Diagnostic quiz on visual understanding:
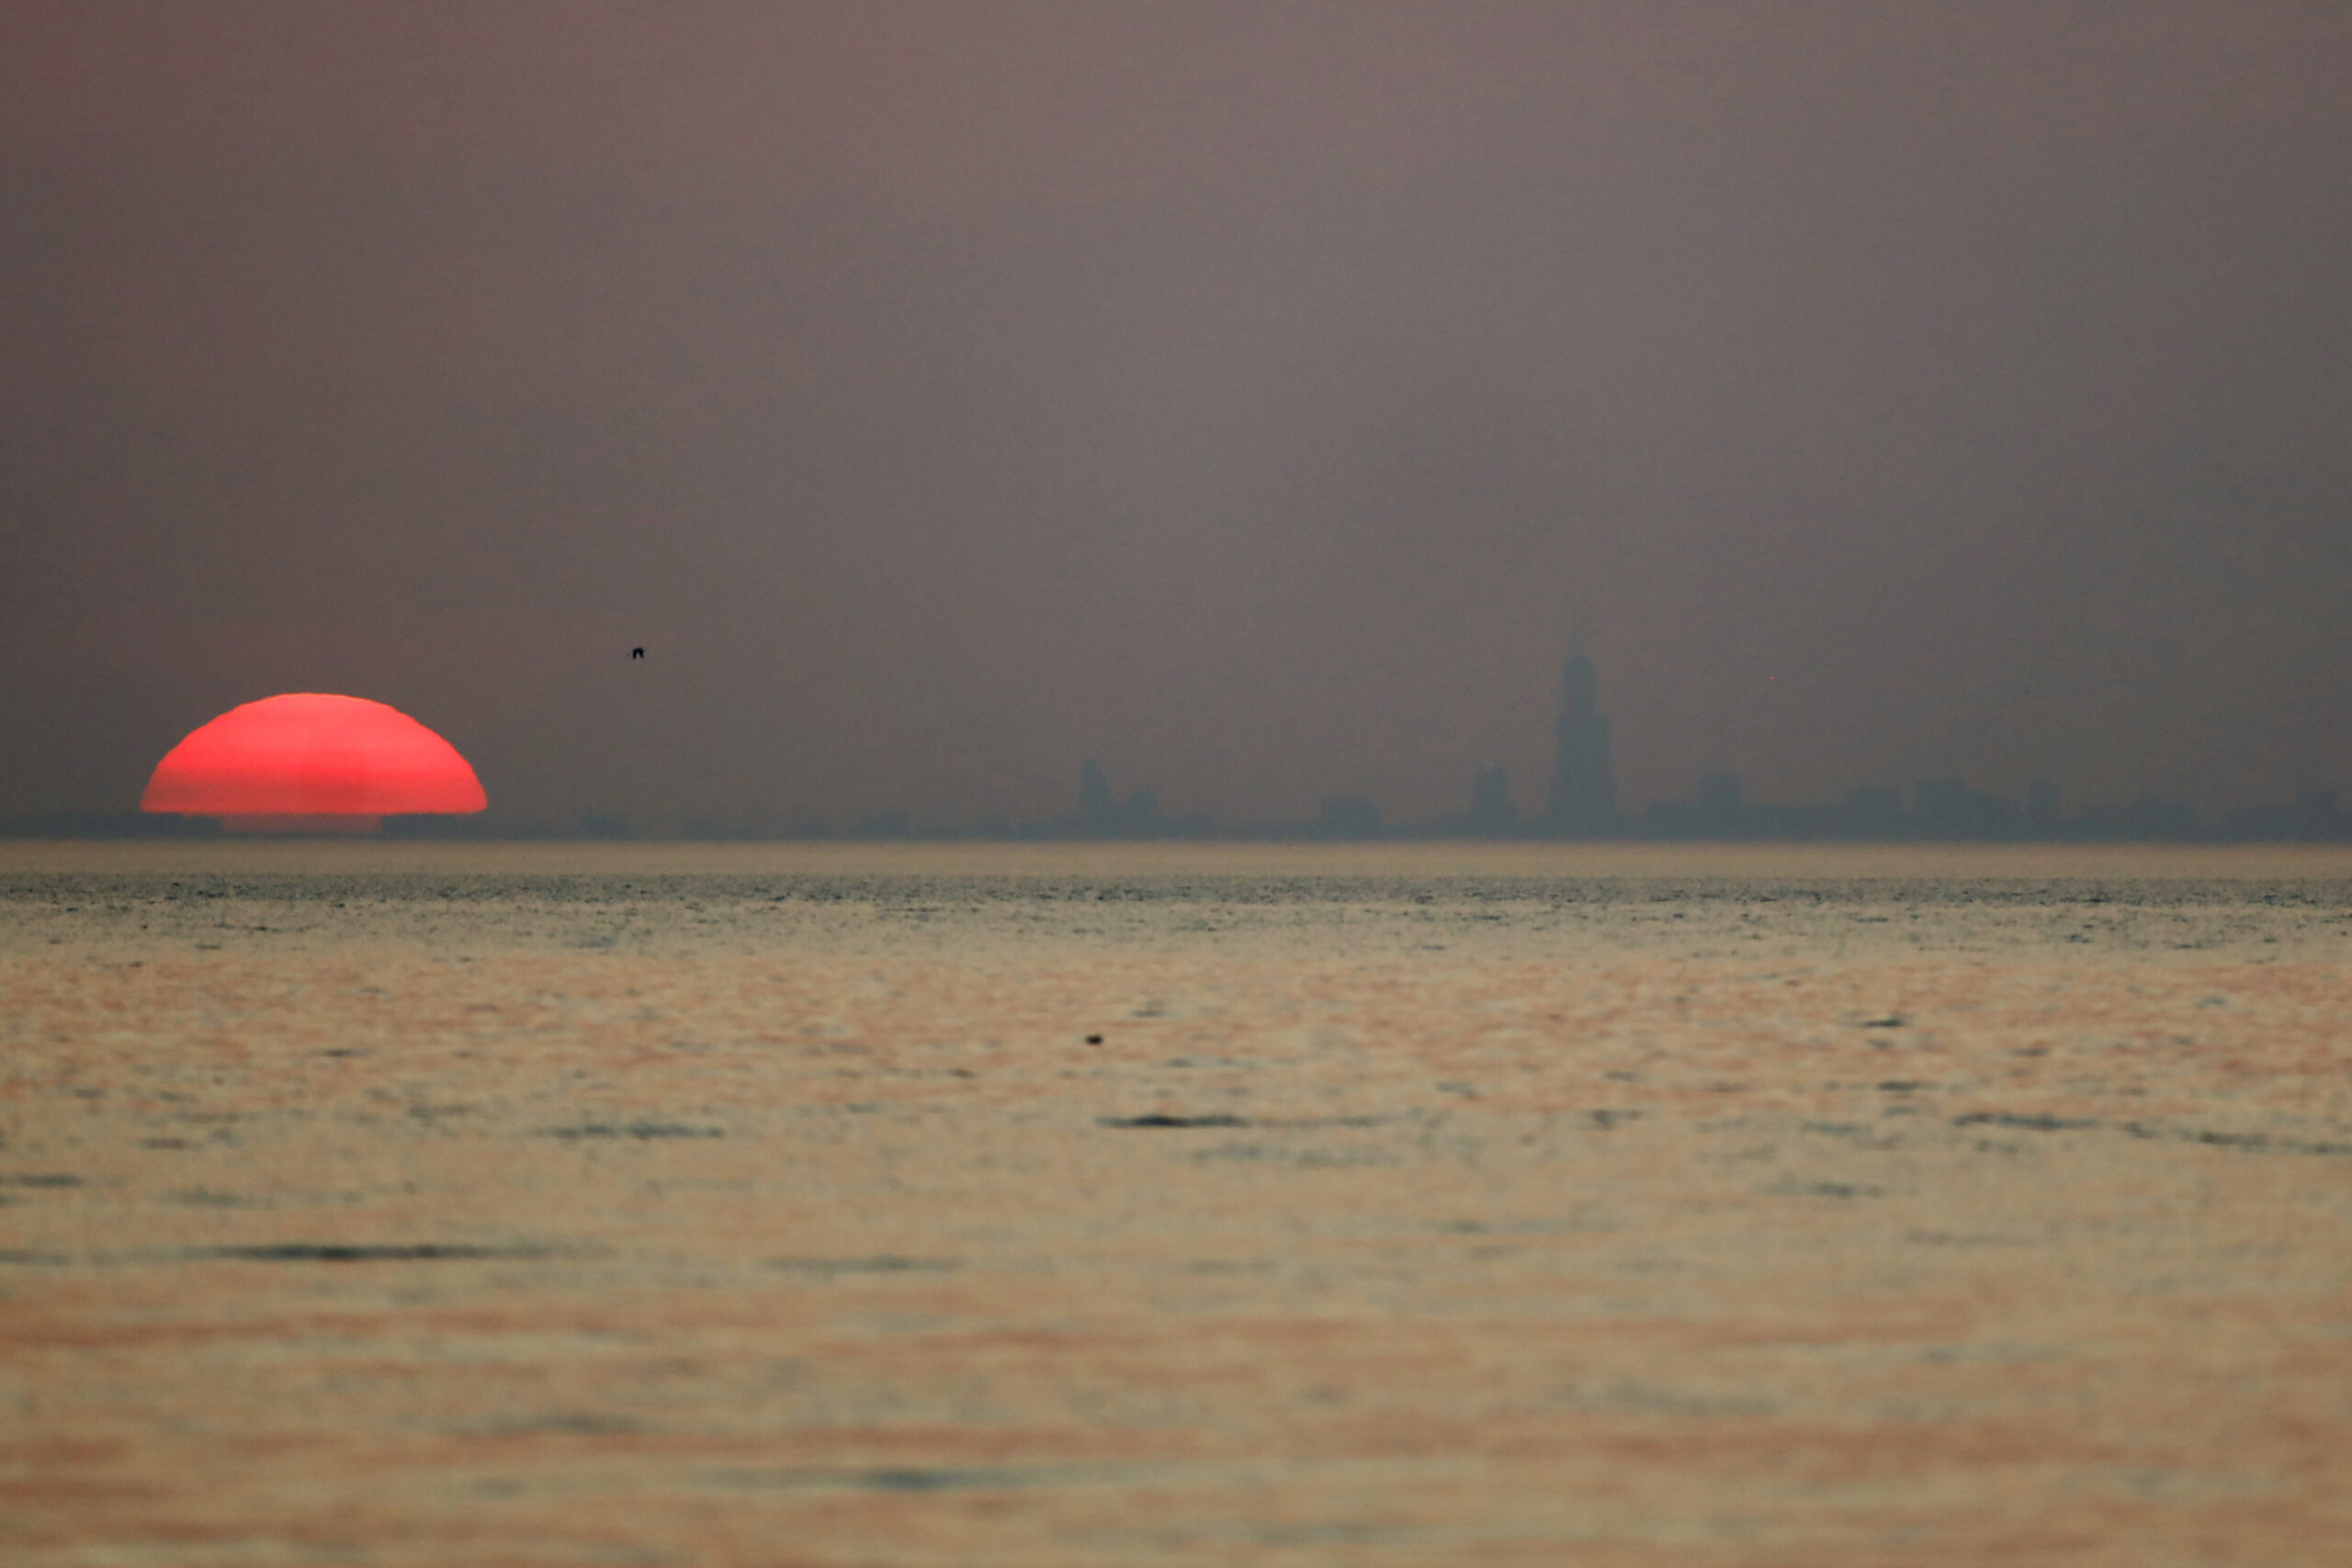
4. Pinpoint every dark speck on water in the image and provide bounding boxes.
[546,1122,723,1140]
[1102,1113,1249,1129]
[196,1243,565,1263]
